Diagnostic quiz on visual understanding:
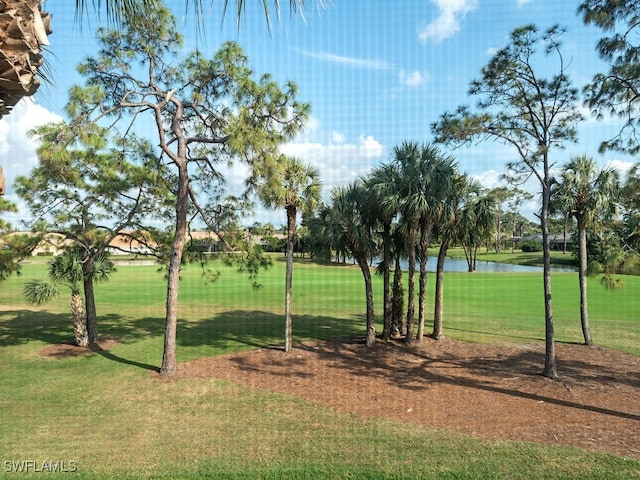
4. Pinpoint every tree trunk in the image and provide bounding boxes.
[495,205,502,253]
[416,220,431,342]
[356,255,376,347]
[381,223,392,341]
[463,243,473,272]
[71,289,88,347]
[0,0,52,117]
[284,206,295,352]
[160,163,189,374]
[577,219,592,346]
[391,255,404,337]
[541,178,558,379]
[432,240,448,340]
[405,229,417,345]
[83,275,99,344]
